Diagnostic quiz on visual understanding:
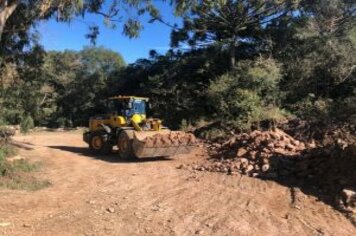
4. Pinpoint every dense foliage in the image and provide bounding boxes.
[1,46,125,127]
[0,0,355,135]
